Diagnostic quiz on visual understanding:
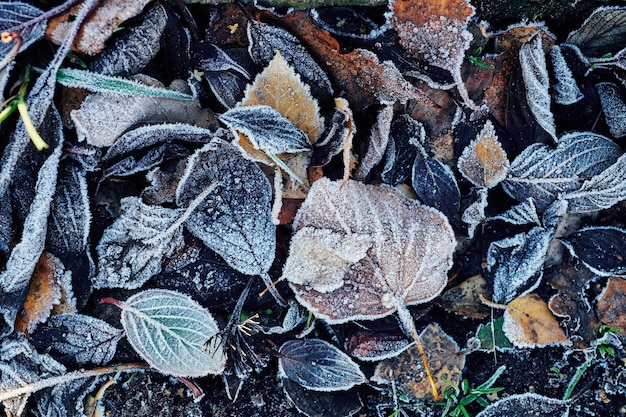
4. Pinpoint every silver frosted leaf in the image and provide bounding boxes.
[35,376,102,417]
[560,226,626,277]
[462,188,488,239]
[283,178,456,323]
[34,314,123,365]
[89,3,168,76]
[457,120,509,189]
[476,393,569,417]
[566,6,626,57]
[596,82,626,138]
[562,151,626,213]
[220,105,312,154]
[278,338,366,391]
[519,34,556,141]
[550,46,583,105]
[488,198,541,226]
[176,139,275,276]
[93,197,185,289]
[354,104,394,181]
[0,2,45,66]
[119,289,225,377]
[487,226,552,304]
[502,131,622,211]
